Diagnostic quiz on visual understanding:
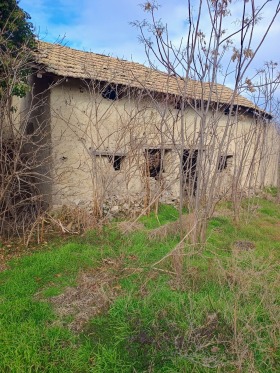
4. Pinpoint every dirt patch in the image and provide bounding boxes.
[233,240,255,251]
[179,313,234,367]
[48,262,121,332]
